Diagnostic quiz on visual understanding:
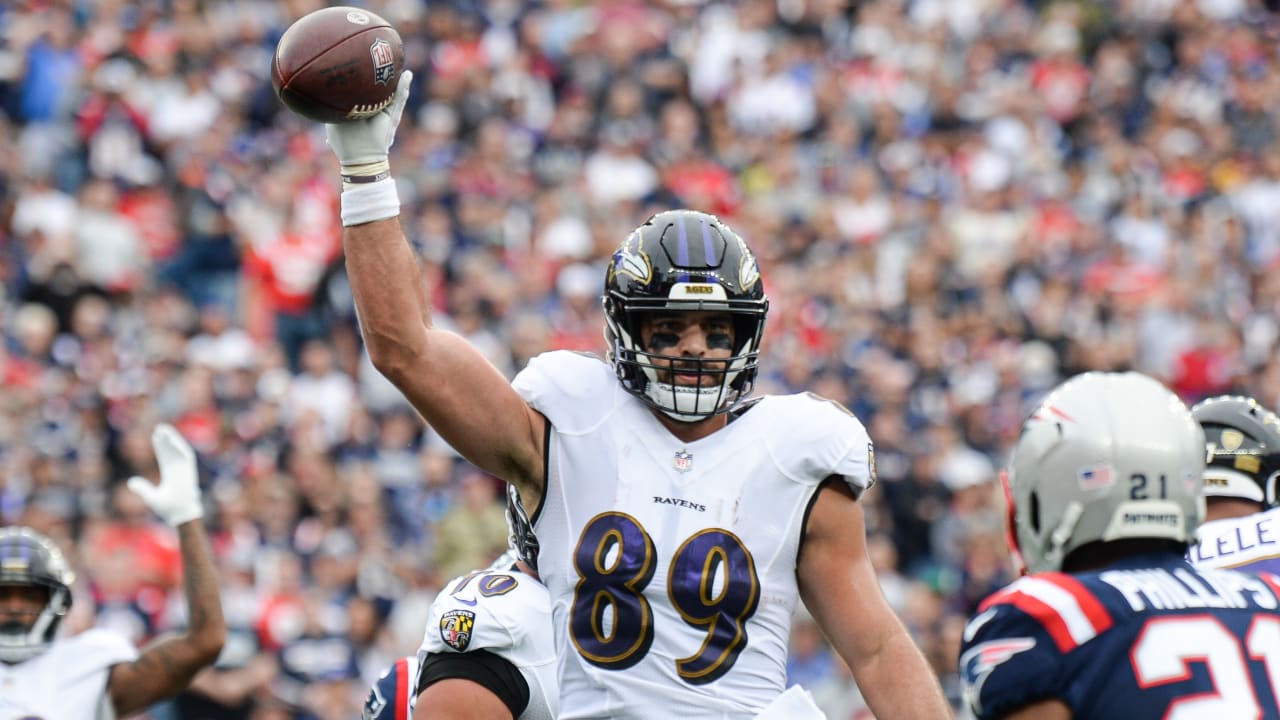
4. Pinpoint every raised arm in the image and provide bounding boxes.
[325,72,545,499]
[797,481,952,720]
[109,424,226,716]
